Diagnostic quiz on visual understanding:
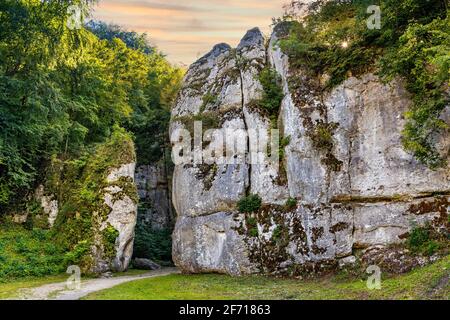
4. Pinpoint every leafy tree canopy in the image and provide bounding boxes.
[0,0,183,212]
